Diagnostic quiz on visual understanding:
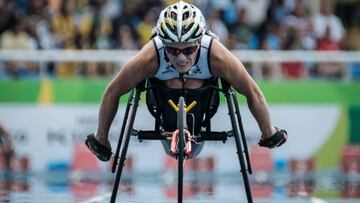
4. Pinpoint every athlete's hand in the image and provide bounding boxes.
[85,133,112,162]
[258,127,287,148]
[95,133,111,150]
